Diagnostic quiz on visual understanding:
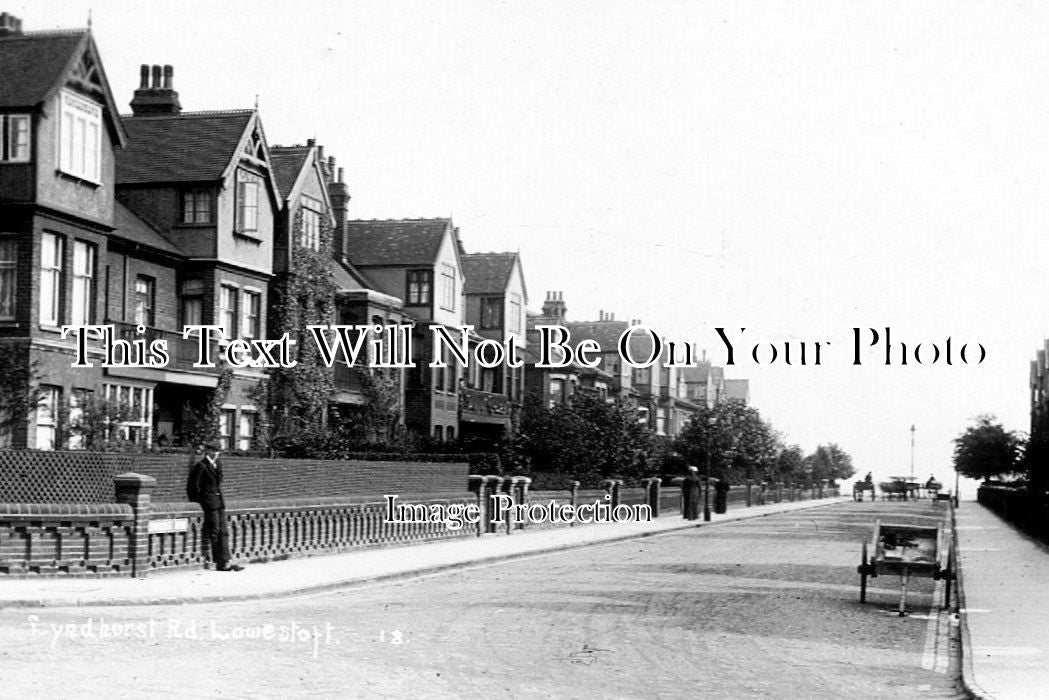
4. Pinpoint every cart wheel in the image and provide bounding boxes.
[859,541,869,603]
